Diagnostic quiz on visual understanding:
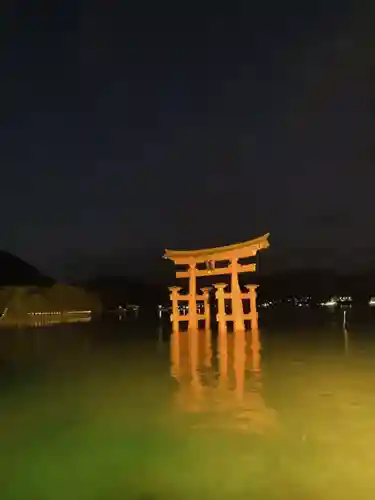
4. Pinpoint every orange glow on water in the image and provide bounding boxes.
[170,328,278,433]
